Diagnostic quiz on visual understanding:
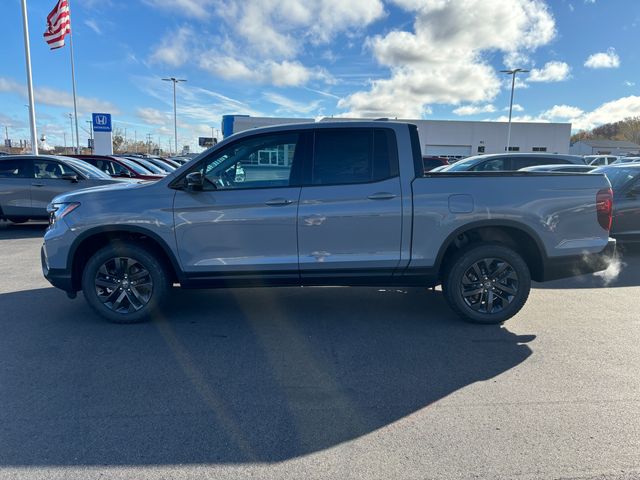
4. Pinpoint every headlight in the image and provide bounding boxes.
[47,202,80,225]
